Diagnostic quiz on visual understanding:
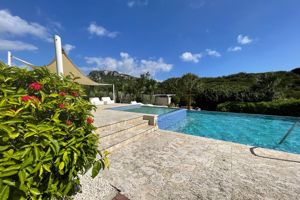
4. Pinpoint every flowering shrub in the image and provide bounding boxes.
[0,62,108,199]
